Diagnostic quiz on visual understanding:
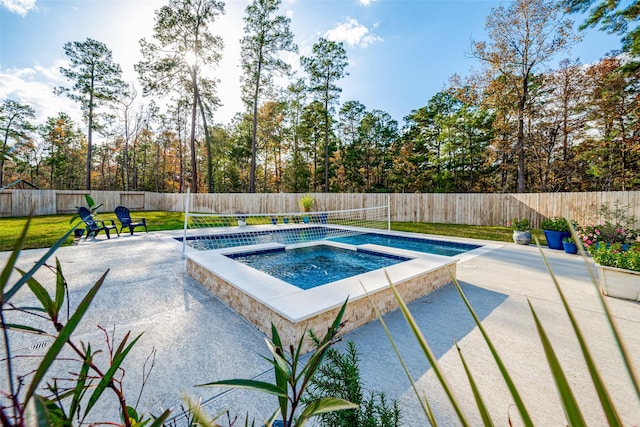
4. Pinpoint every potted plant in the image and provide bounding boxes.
[298,194,314,223]
[509,218,532,245]
[541,216,573,250]
[562,237,578,254]
[236,213,248,227]
[590,243,640,301]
